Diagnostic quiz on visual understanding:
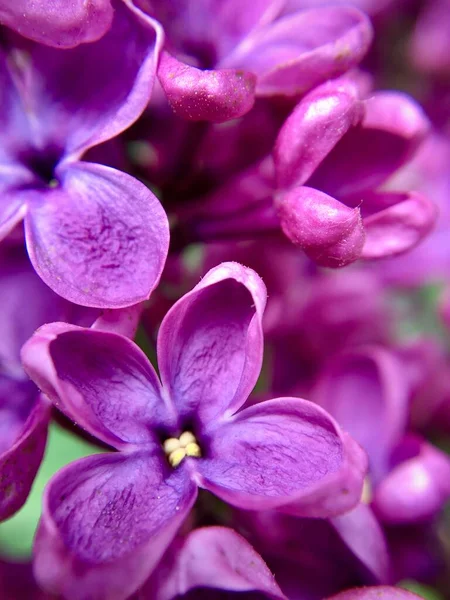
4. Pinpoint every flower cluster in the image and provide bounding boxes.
[0,1,449,600]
